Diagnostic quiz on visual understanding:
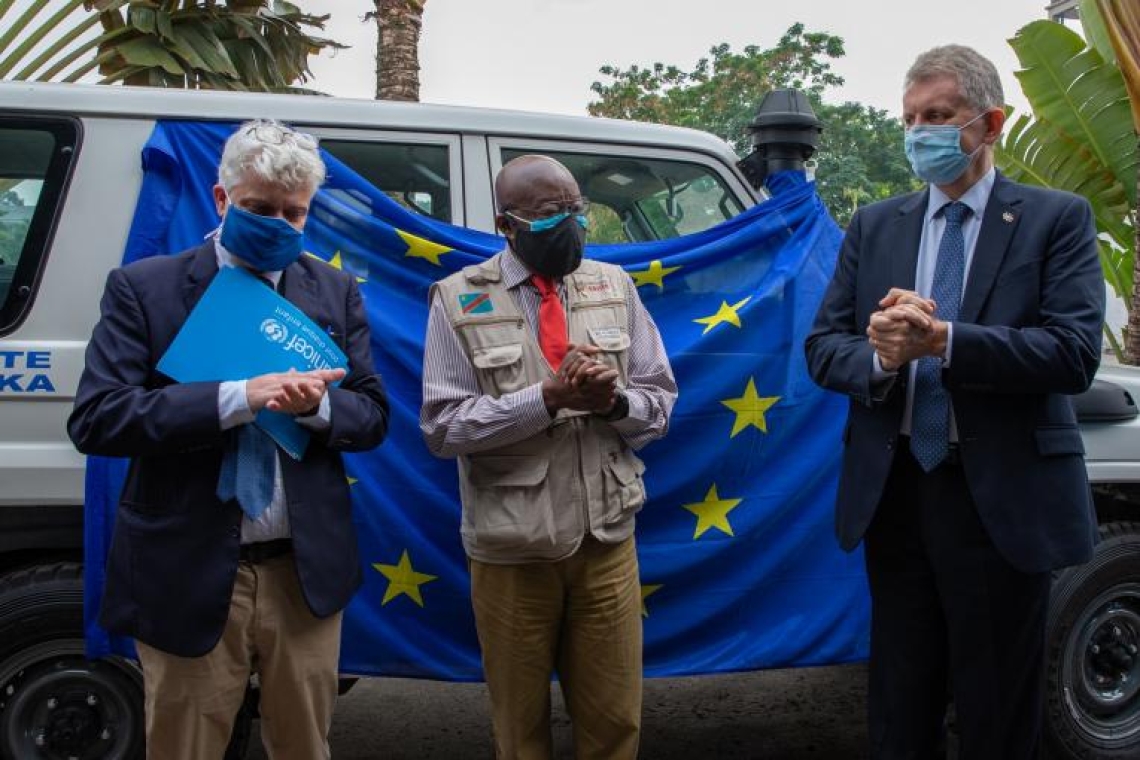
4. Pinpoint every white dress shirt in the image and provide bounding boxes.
[212,237,331,543]
[872,168,996,439]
